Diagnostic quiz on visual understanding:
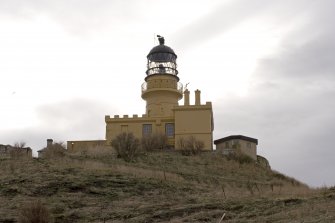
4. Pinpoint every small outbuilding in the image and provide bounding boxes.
[38,139,66,158]
[214,135,258,160]
[37,139,54,158]
[0,144,32,158]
